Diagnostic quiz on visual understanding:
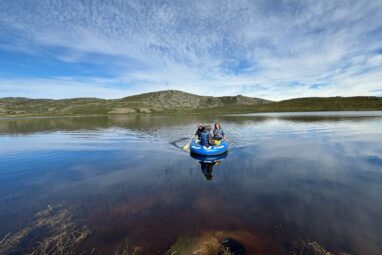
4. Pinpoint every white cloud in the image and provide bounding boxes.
[0,77,132,99]
[0,0,381,99]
